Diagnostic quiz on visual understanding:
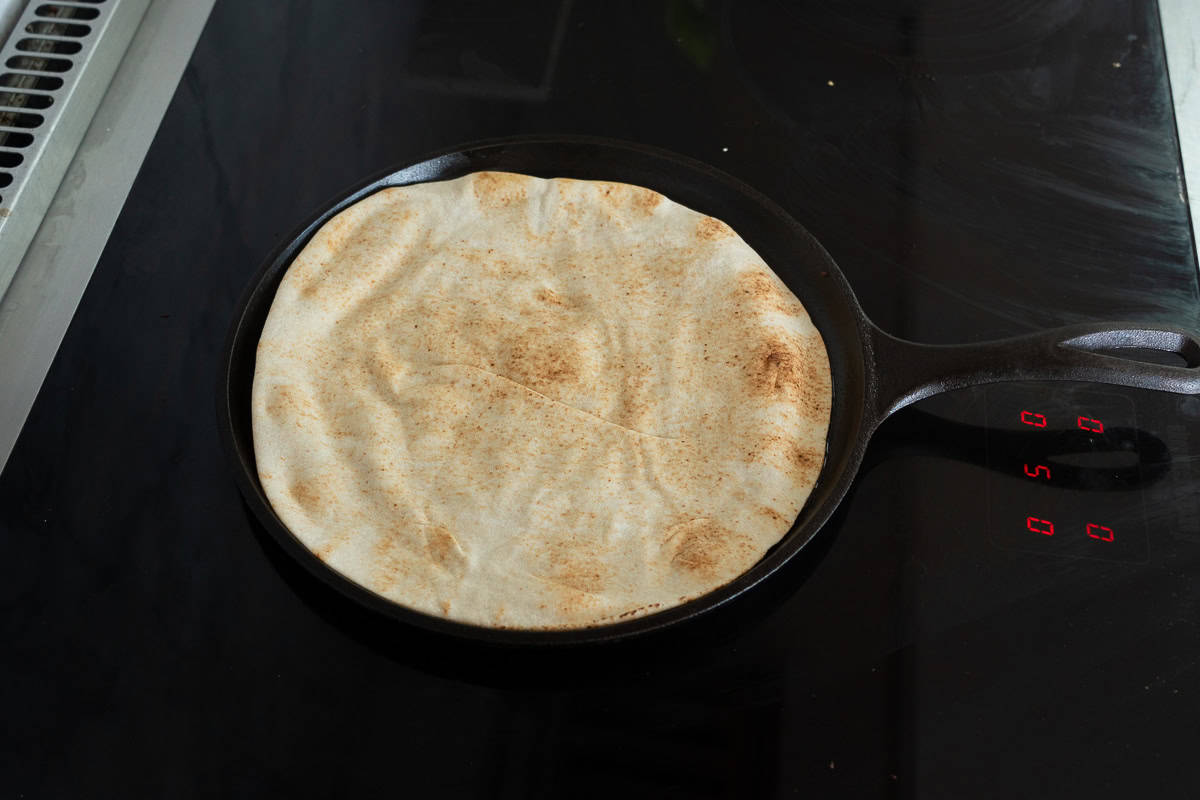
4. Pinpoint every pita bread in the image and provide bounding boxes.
[251,171,831,630]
